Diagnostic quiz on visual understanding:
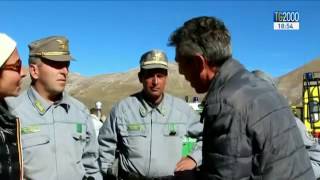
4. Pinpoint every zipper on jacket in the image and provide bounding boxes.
[52,107,59,179]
